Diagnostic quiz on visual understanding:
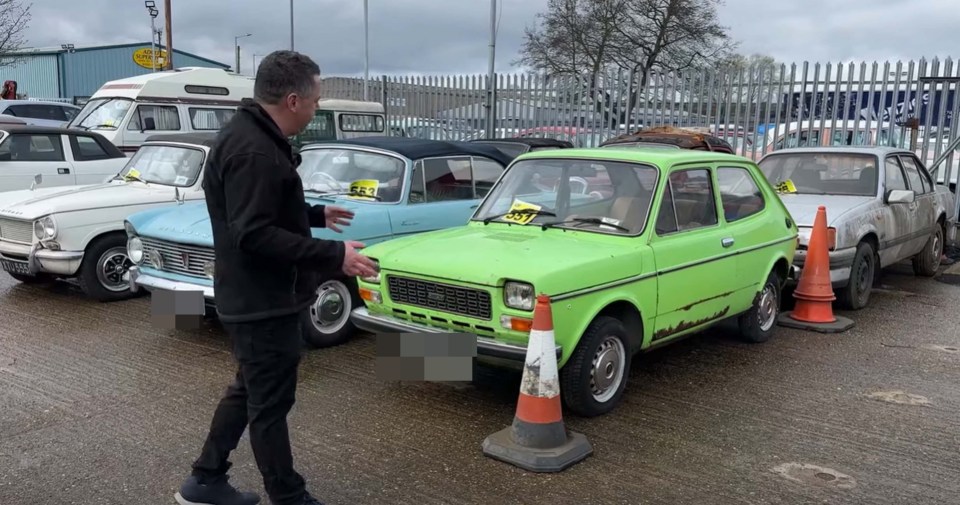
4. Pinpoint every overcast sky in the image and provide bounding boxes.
[23,0,960,77]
